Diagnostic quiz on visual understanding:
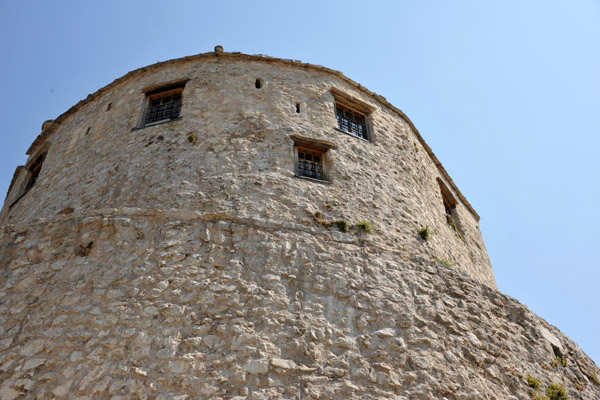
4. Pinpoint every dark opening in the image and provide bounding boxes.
[255,78,263,89]
[106,103,112,111]
[24,153,46,192]
[85,127,91,135]
[296,103,301,113]
[437,178,457,213]
[443,197,454,216]
[552,345,564,359]
[9,152,47,208]
[437,177,464,238]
